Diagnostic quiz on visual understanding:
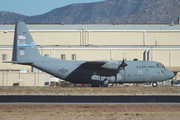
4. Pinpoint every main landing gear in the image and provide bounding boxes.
[100,84,108,87]
[91,84,99,87]
[152,82,158,87]
[91,84,108,87]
